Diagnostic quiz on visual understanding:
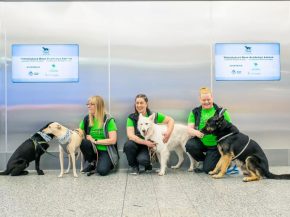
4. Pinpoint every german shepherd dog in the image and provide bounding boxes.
[202,109,290,182]
[0,122,54,176]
